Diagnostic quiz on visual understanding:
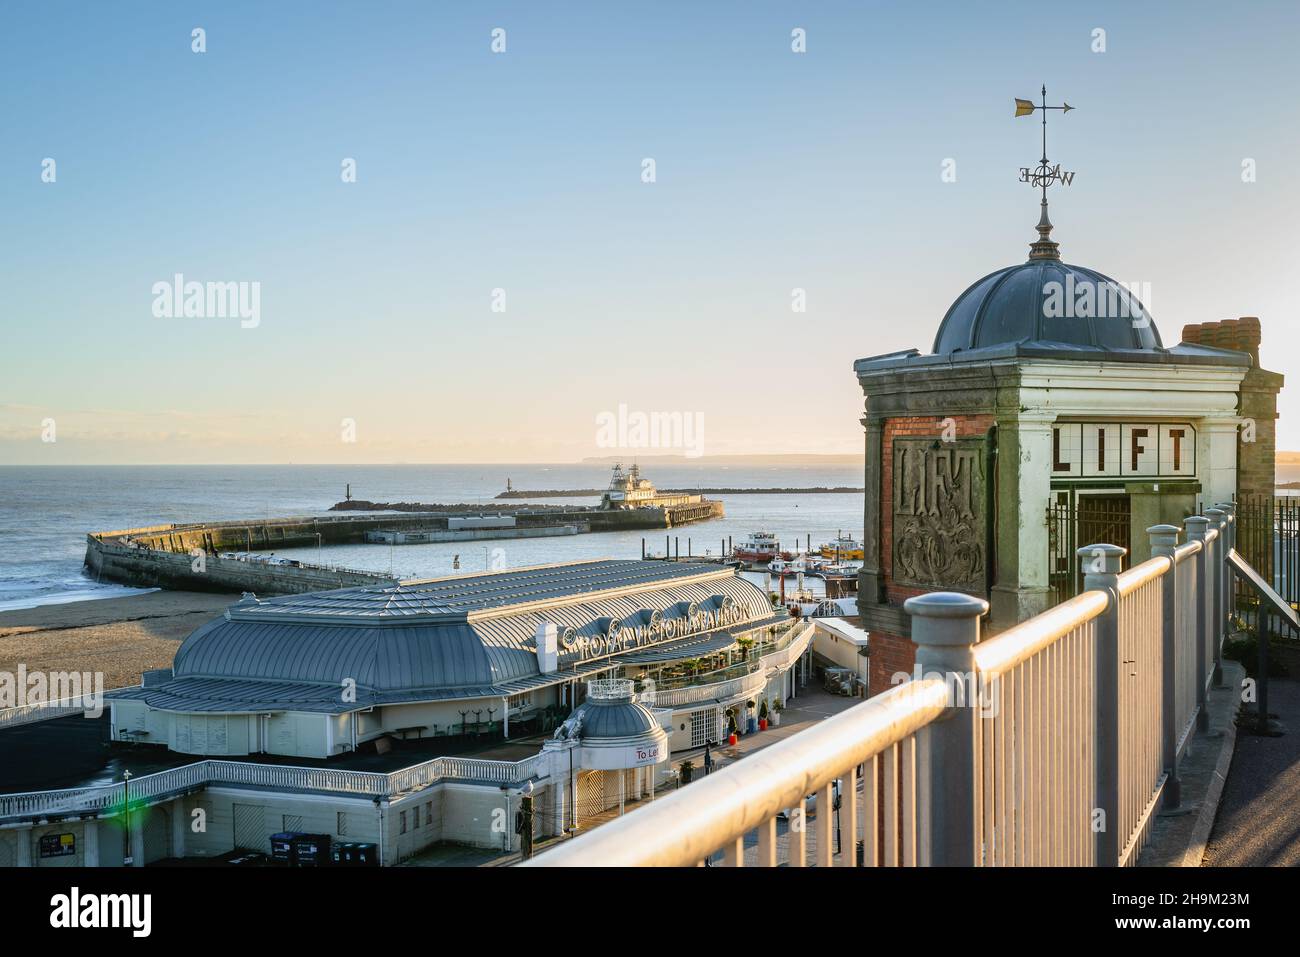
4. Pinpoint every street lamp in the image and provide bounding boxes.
[122,769,133,866]
[517,780,535,861]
